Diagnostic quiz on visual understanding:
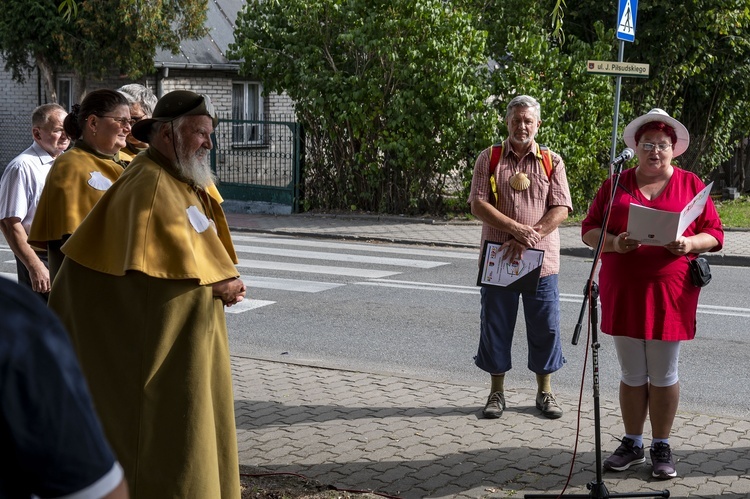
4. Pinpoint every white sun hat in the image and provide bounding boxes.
[623,108,690,157]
